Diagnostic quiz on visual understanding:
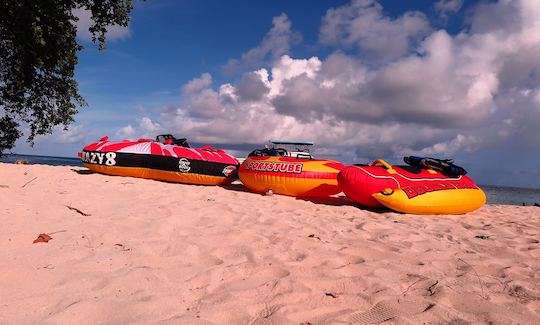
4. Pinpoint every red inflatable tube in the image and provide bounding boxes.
[338,159,479,208]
